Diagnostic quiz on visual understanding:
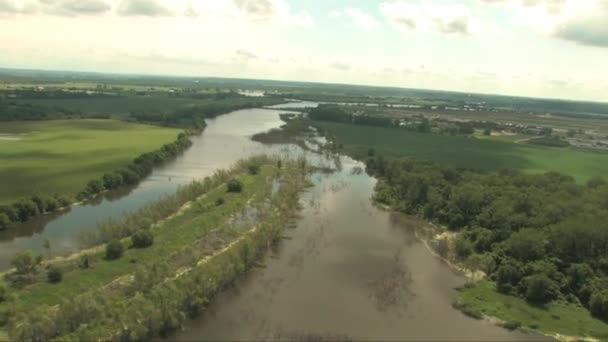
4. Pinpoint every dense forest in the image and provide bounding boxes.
[0,99,93,121]
[365,155,608,320]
